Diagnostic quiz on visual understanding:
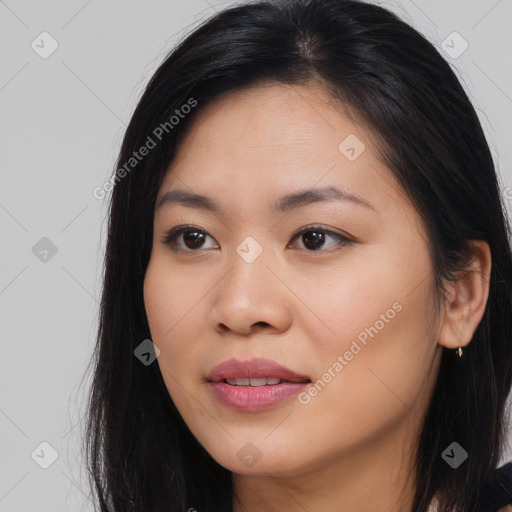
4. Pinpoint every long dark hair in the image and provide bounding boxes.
[83,0,512,510]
